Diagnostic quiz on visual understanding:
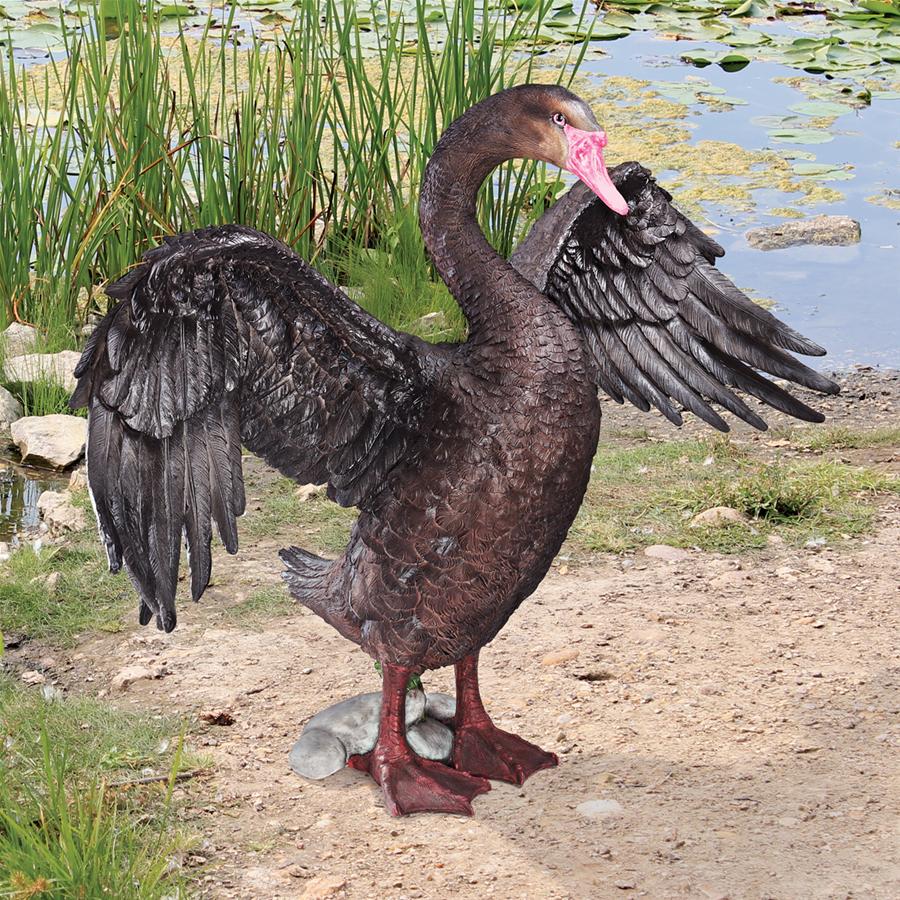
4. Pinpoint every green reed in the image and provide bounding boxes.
[0,0,592,346]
